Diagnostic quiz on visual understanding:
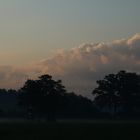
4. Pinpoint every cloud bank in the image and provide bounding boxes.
[1,34,140,98]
